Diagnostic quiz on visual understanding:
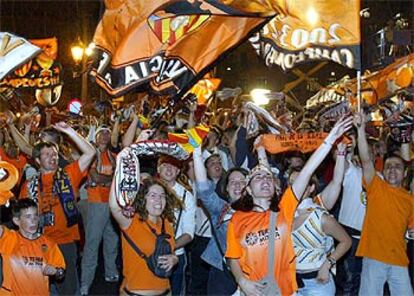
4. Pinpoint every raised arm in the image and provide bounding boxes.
[292,117,353,200]
[109,147,136,229]
[111,117,120,148]
[354,112,375,184]
[319,141,347,210]
[52,122,95,173]
[193,145,208,182]
[122,113,140,147]
[109,176,132,230]
[187,101,197,129]
[400,142,411,162]
[7,122,33,157]
[254,135,270,168]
